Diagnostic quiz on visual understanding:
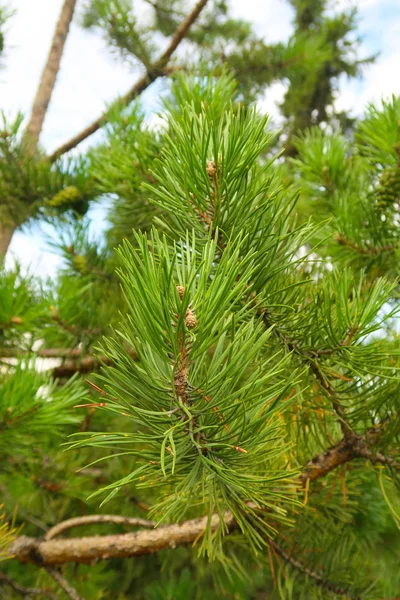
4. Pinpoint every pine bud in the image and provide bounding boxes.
[176,285,185,300]
[206,160,217,180]
[185,308,197,329]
